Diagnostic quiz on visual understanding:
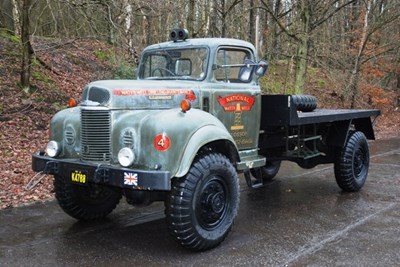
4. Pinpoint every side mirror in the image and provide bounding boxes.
[175,59,192,76]
[255,60,268,76]
[238,59,255,82]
